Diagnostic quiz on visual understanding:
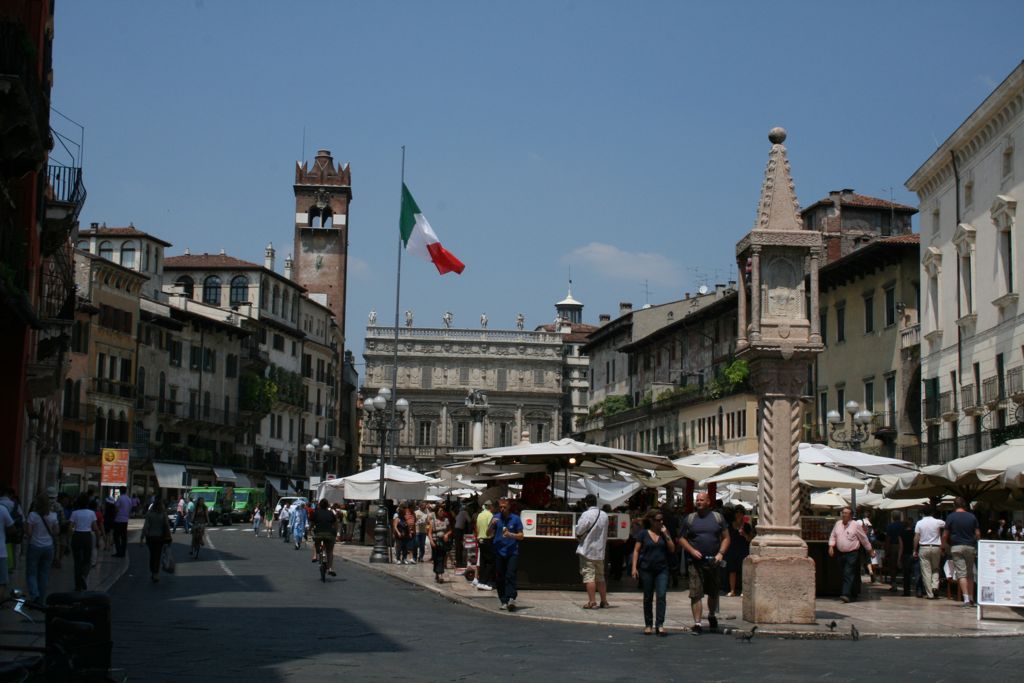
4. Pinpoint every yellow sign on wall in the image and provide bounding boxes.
[101,448,130,487]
